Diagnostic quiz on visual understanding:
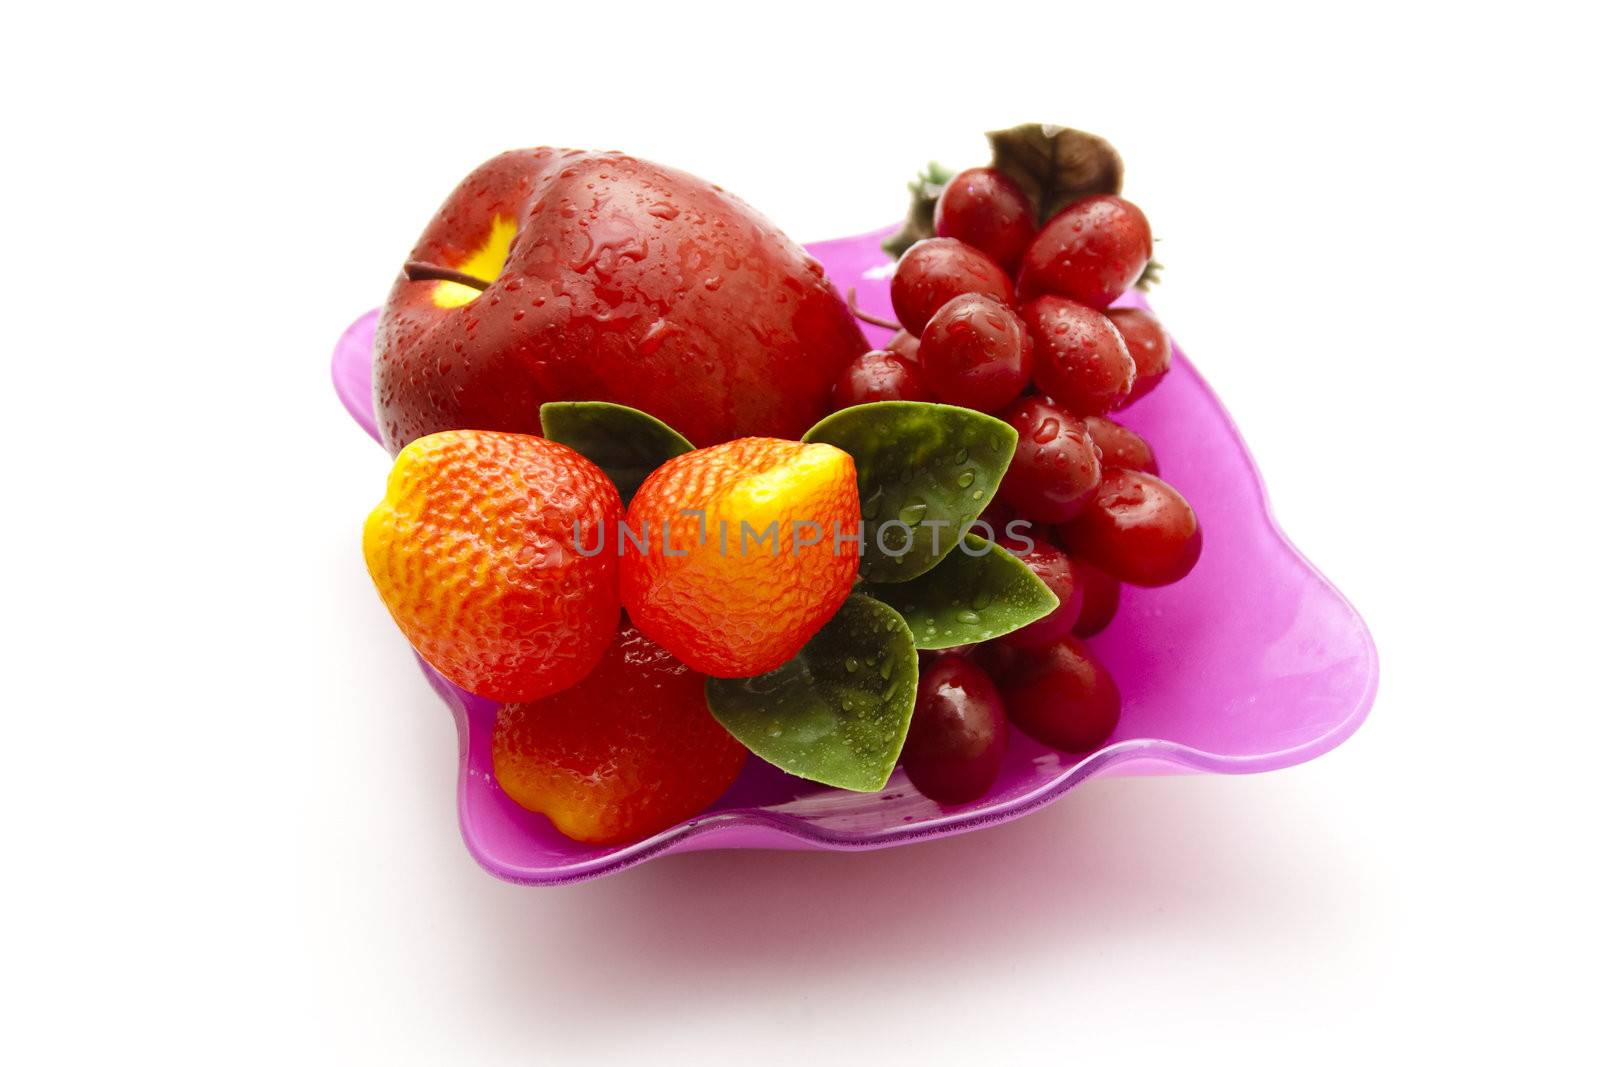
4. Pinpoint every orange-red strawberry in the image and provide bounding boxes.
[492,624,747,844]
[363,430,621,701]
[620,438,860,677]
